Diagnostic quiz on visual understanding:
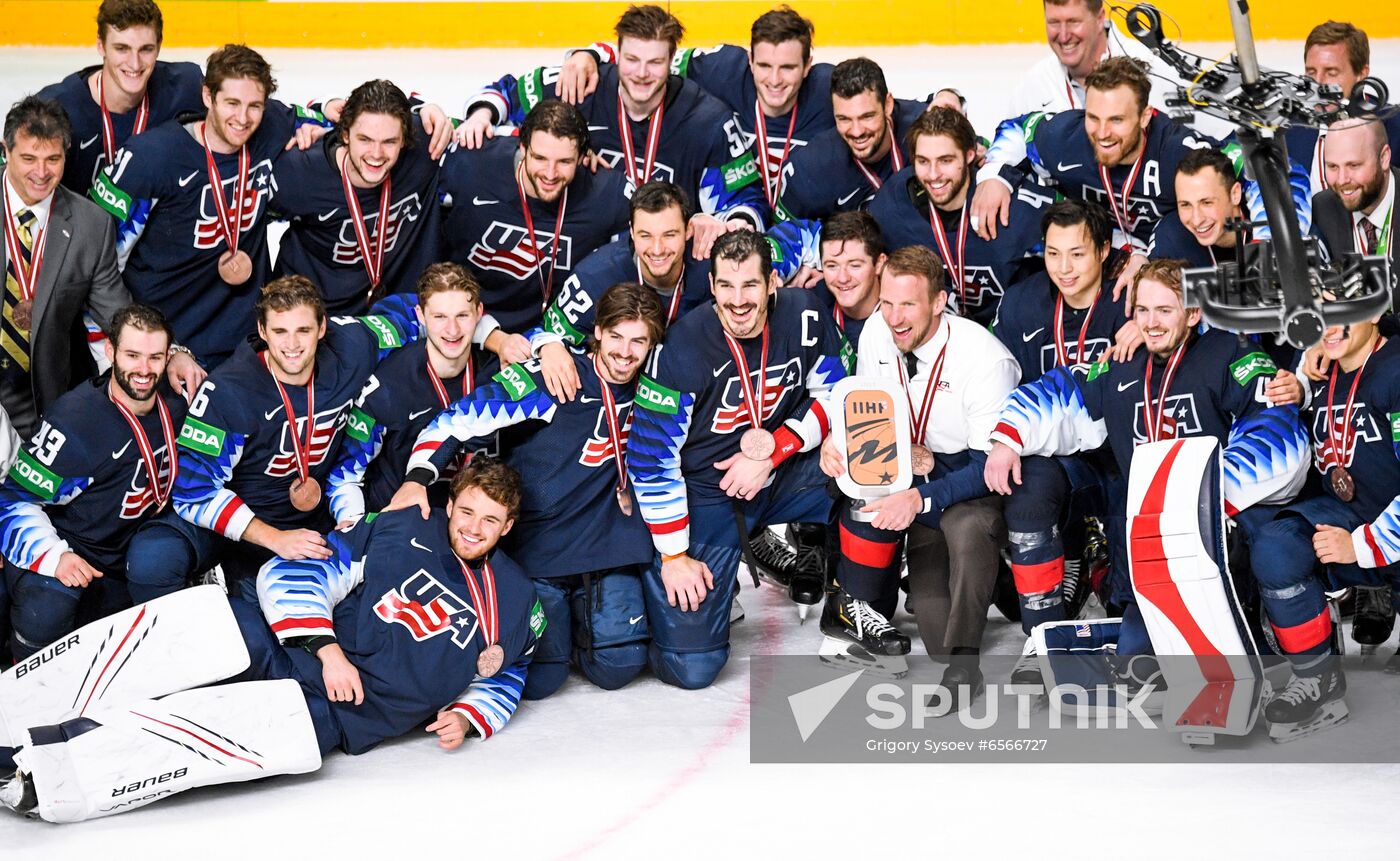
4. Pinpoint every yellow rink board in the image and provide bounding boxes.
[3,1,1396,48]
